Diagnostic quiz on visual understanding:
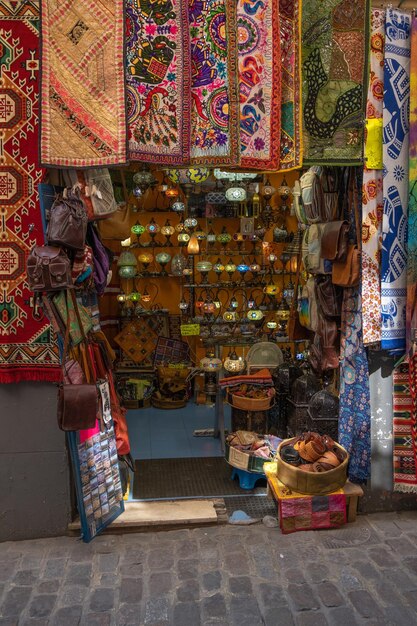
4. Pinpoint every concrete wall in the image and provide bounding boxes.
[0,383,72,542]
